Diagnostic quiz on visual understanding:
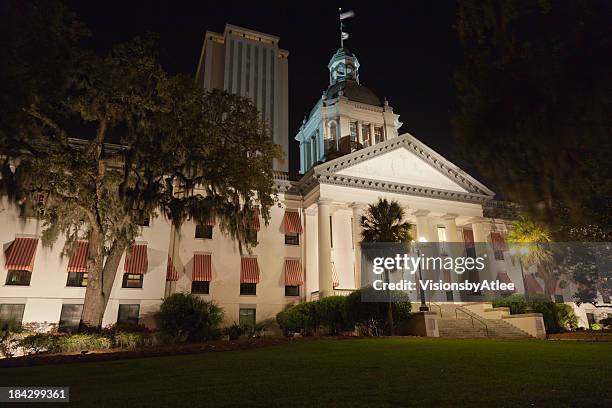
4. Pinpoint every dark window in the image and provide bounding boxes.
[117,304,140,326]
[555,294,564,303]
[446,291,454,301]
[5,270,31,286]
[192,281,210,294]
[0,304,25,325]
[285,285,300,297]
[239,308,256,327]
[329,216,333,248]
[195,224,213,239]
[59,304,83,333]
[247,228,257,242]
[66,272,88,287]
[494,250,504,261]
[240,283,257,295]
[122,273,143,288]
[285,233,299,245]
[137,210,150,227]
